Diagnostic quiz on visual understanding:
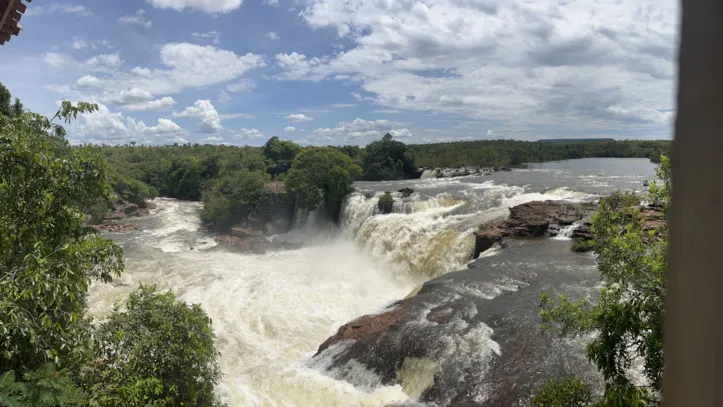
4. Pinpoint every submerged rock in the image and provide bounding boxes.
[91,223,139,233]
[398,187,415,198]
